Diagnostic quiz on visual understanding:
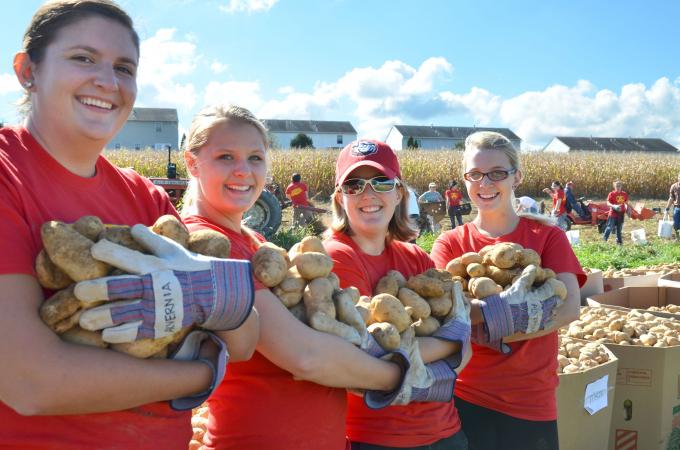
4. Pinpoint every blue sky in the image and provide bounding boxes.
[2,0,679,148]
